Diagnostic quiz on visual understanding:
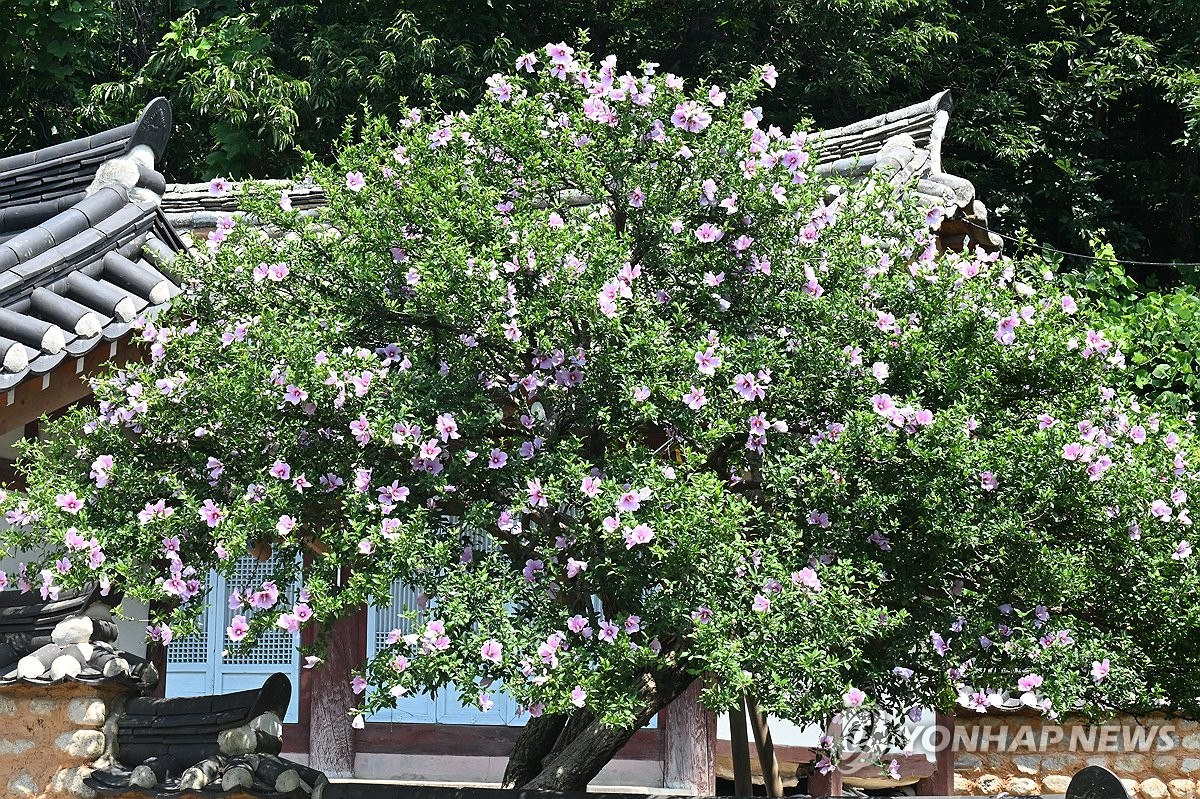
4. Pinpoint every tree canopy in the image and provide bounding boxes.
[2,49,1198,788]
